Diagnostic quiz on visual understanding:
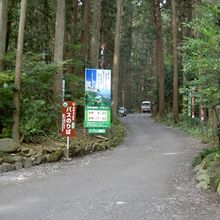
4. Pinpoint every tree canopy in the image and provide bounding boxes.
[0,0,219,145]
